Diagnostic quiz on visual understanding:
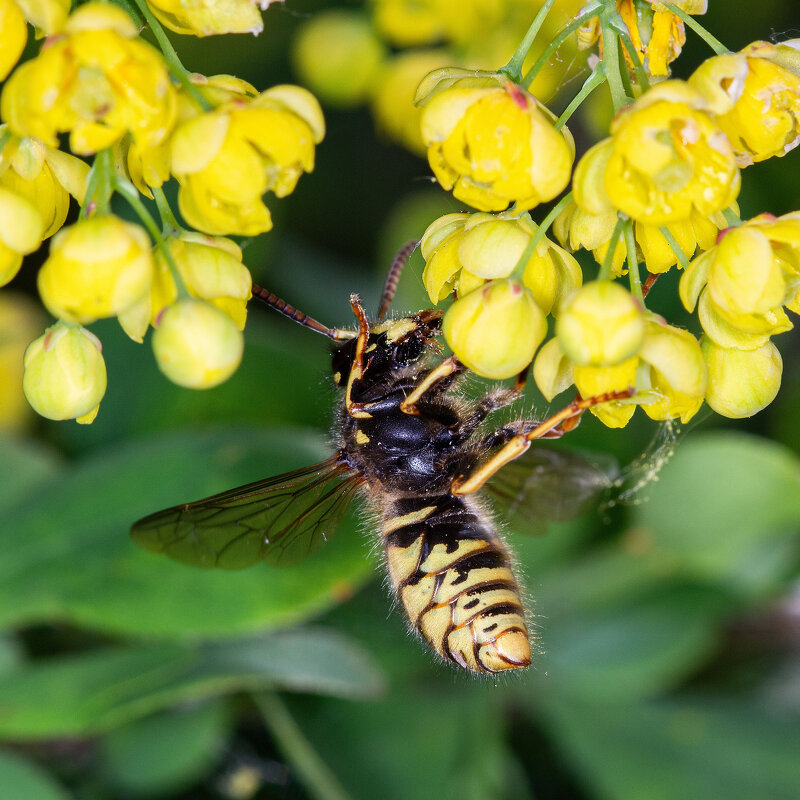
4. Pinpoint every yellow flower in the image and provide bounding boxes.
[145,0,274,37]
[370,0,443,47]
[371,50,451,155]
[293,10,385,108]
[573,358,639,428]
[575,81,740,226]
[152,298,244,389]
[417,70,574,212]
[443,278,547,379]
[170,85,325,236]
[0,291,45,431]
[22,321,107,423]
[420,211,581,313]
[37,215,154,325]
[702,337,782,418]
[580,1,707,78]
[0,186,46,286]
[556,281,645,367]
[1,3,177,155]
[680,213,799,348]
[690,42,800,165]
[533,336,574,402]
[0,0,70,80]
[151,233,252,330]
[0,128,89,239]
